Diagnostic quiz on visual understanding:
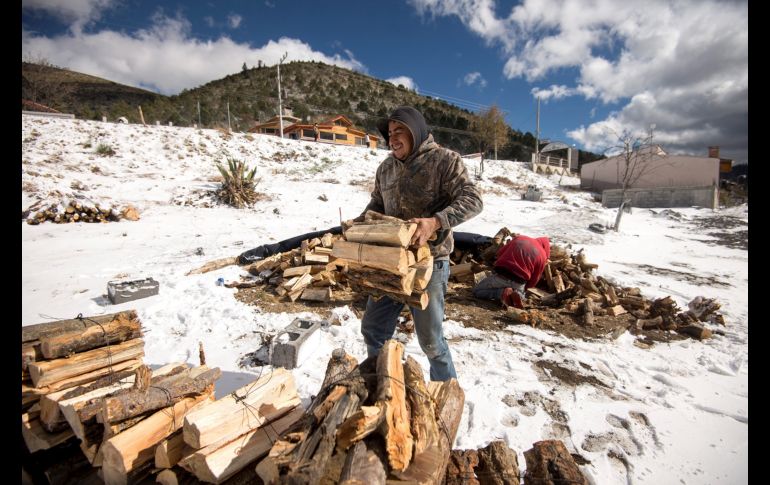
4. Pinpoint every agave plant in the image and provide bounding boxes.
[216,156,259,208]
